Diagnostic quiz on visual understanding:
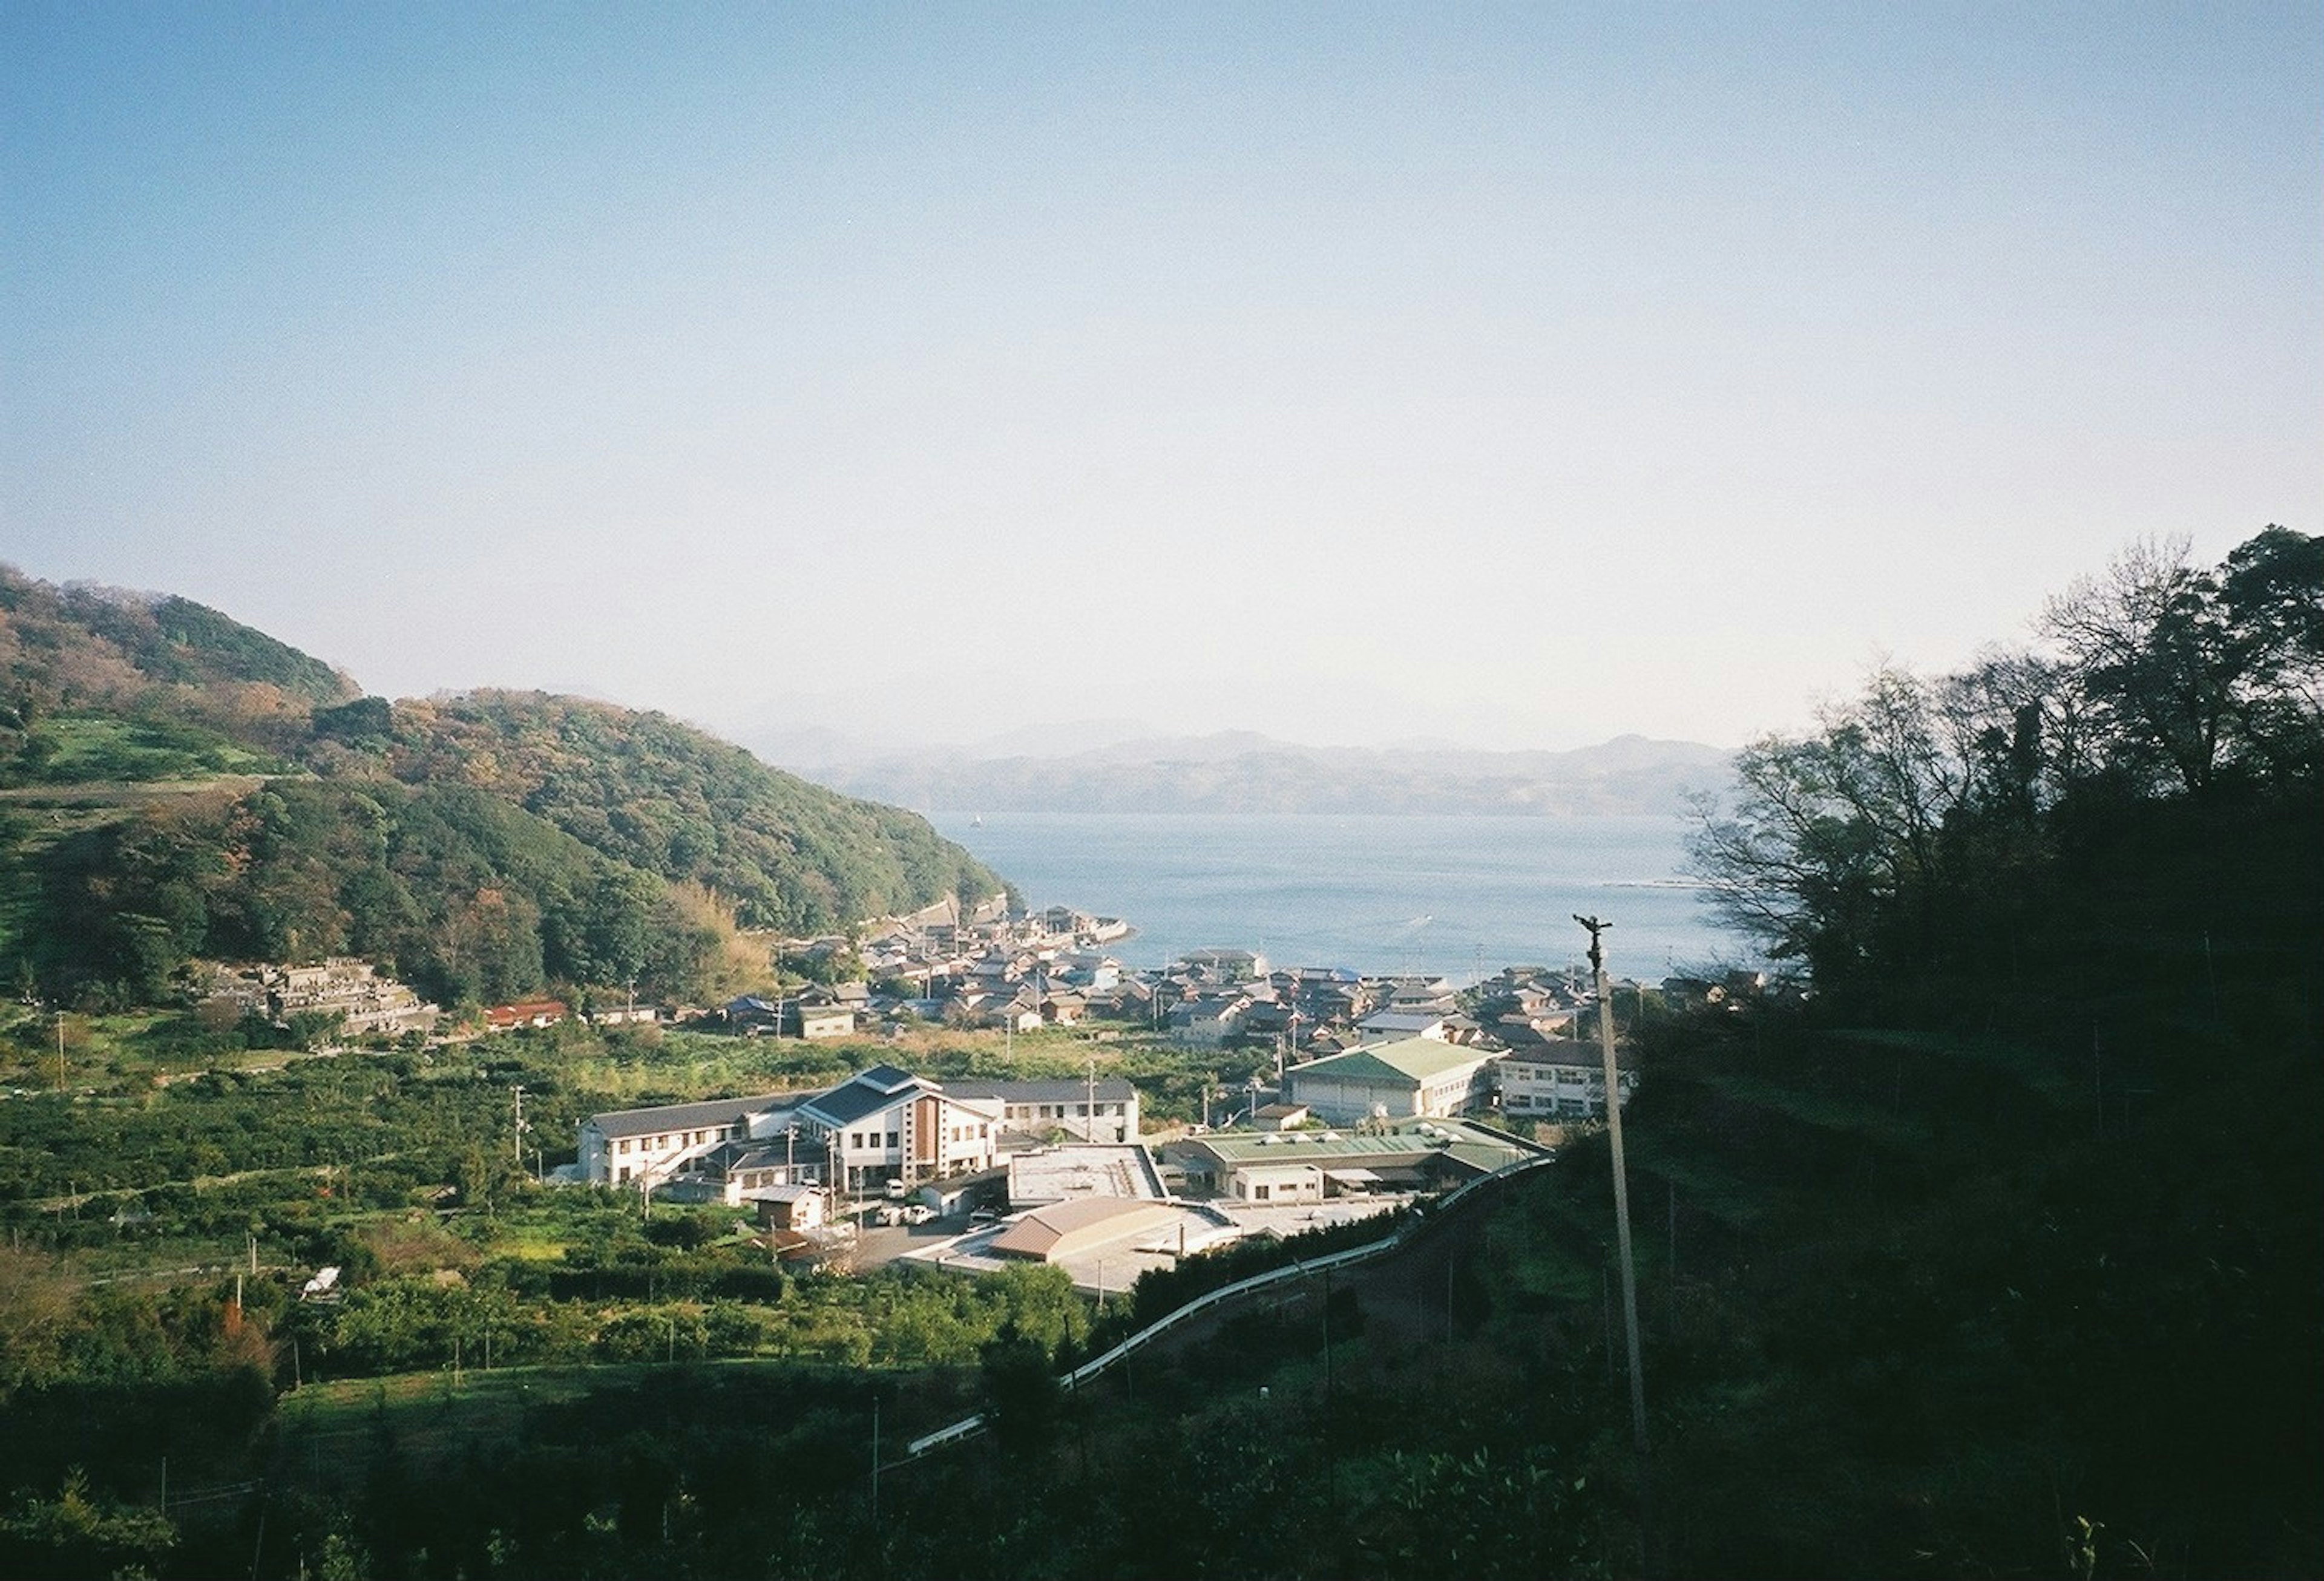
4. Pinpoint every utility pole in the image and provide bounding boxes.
[1575,914,1649,1459]
[1322,1259,1338,1517]
[511,1085,527,1170]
